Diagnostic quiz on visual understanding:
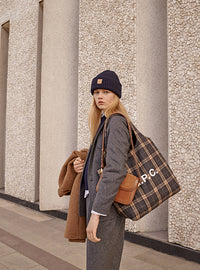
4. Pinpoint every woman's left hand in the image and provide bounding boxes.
[86,214,101,243]
[73,157,84,174]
